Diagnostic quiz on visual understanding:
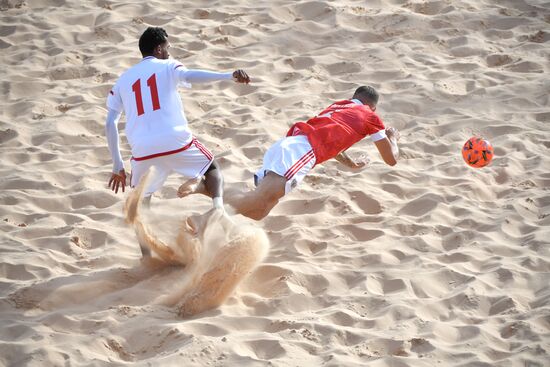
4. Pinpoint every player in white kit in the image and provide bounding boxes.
[105,27,249,254]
